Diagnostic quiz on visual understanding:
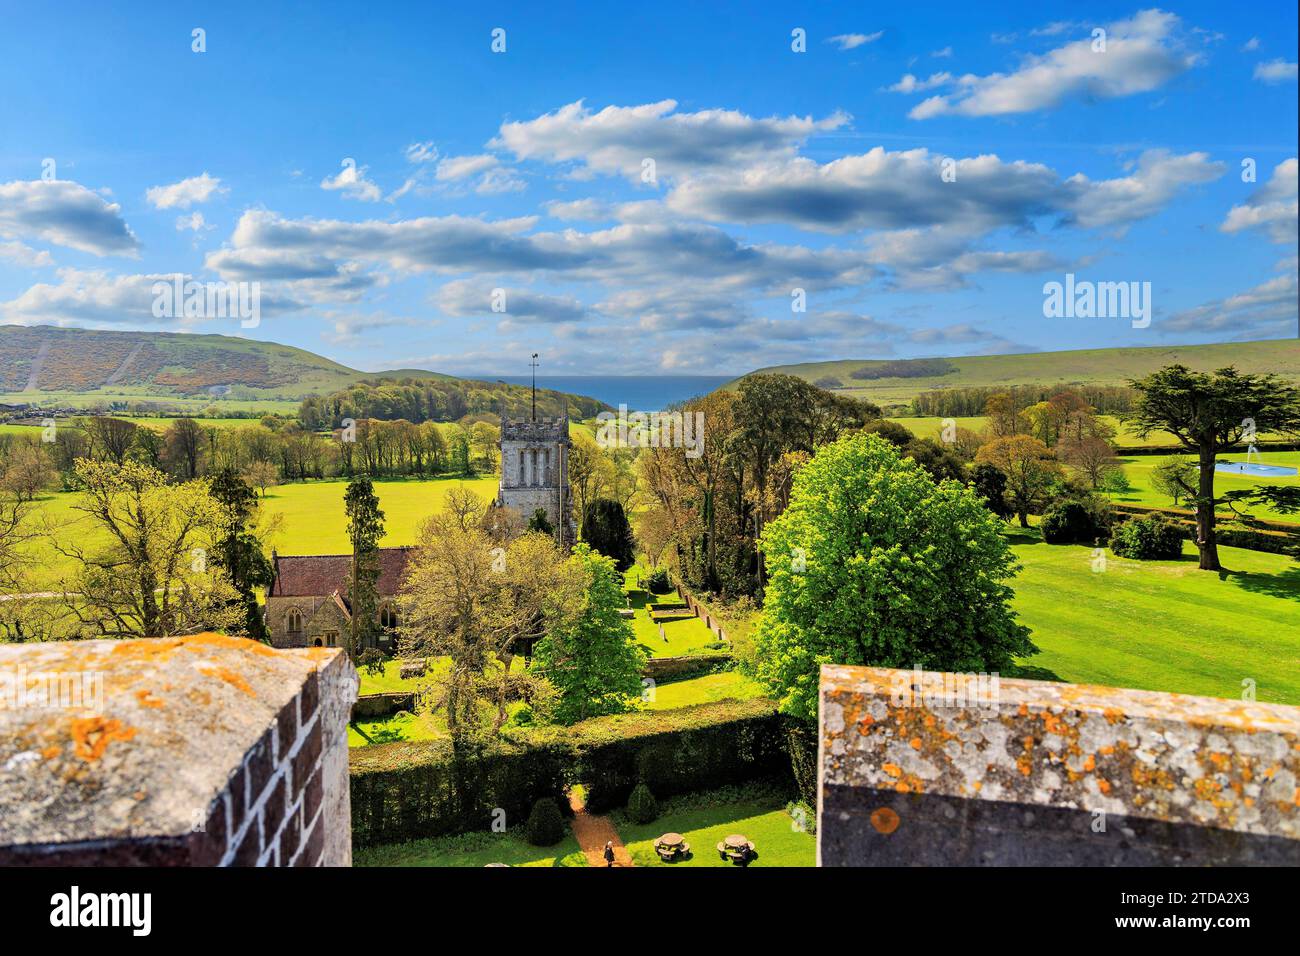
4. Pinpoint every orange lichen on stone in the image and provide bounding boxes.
[41,745,60,760]
[135,689,164,709]
[70,717,136,761]
[1097,779,1111,795]
[882,763,902,778]
[1102,707,1126,725]
[1083,754,1096,772]
[910,738,922,751]
[870,807,900,834]
[199,666,254,697]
